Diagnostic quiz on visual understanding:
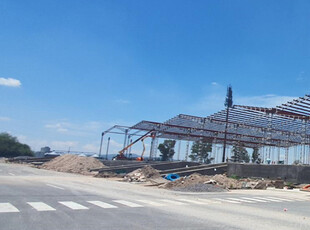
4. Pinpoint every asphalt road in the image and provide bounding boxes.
[0,162,310,230]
